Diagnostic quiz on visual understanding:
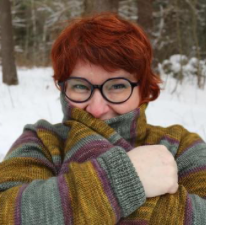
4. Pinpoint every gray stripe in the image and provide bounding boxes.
[108,133,122,145]
[64,134,105,161]
[190,194,206,225]
[159,139,179,157]
[177,143,206,172]
[97,147,146,217]
[4,143,47,161]
[25,120,70,141]
[0,181,24,191]
[21,177,64,225]
[105,111,135,143]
